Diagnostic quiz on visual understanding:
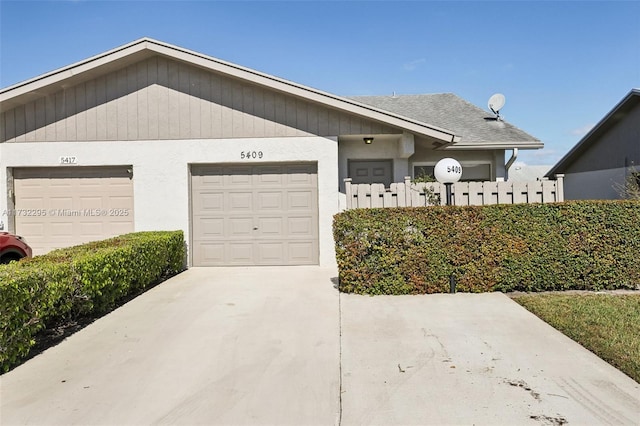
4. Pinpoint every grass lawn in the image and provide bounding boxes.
[512,293,640,384]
